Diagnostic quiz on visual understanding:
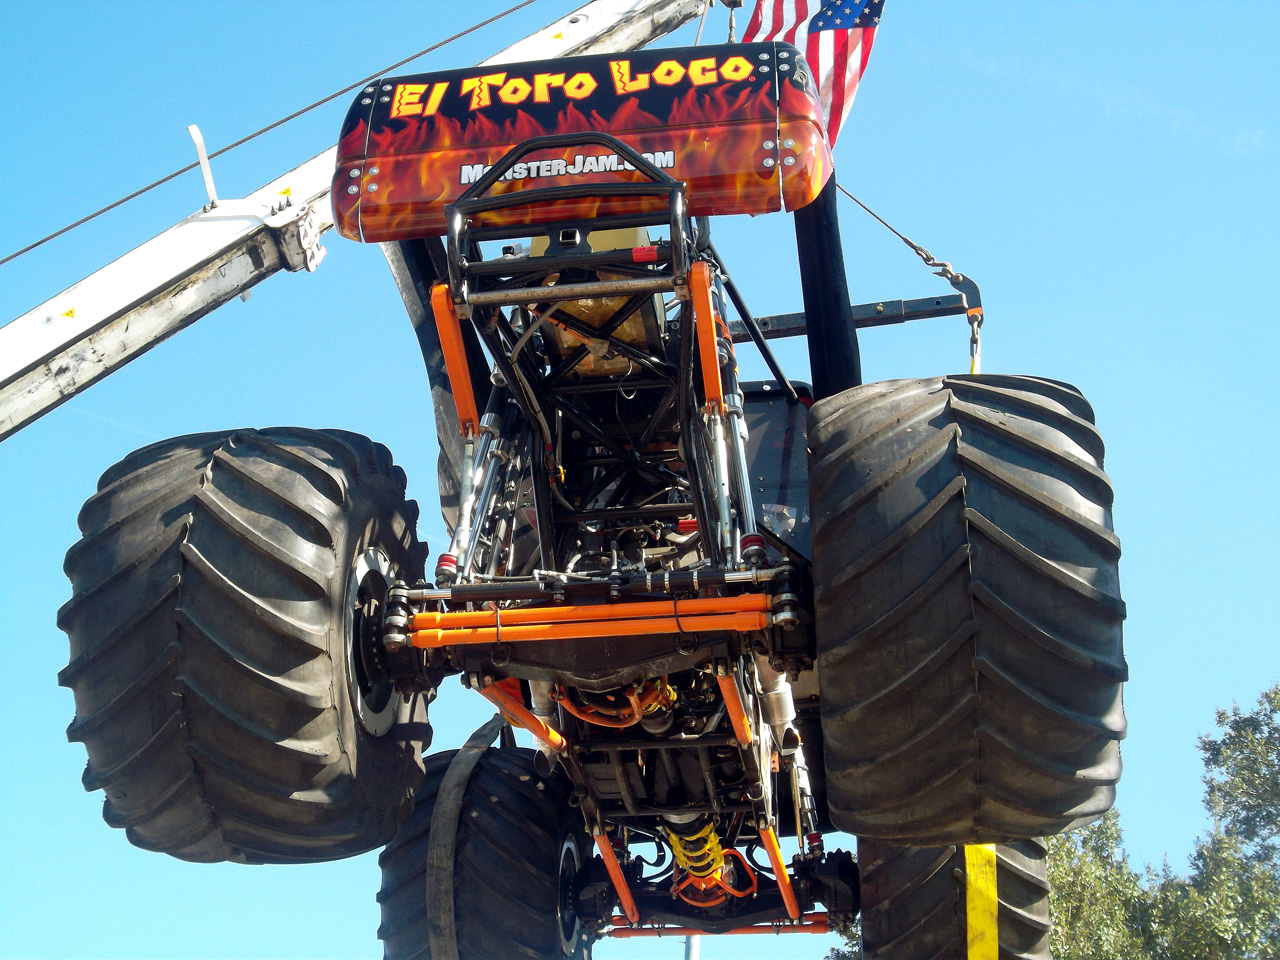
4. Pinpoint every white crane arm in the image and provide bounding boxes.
[0,0,703,442]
